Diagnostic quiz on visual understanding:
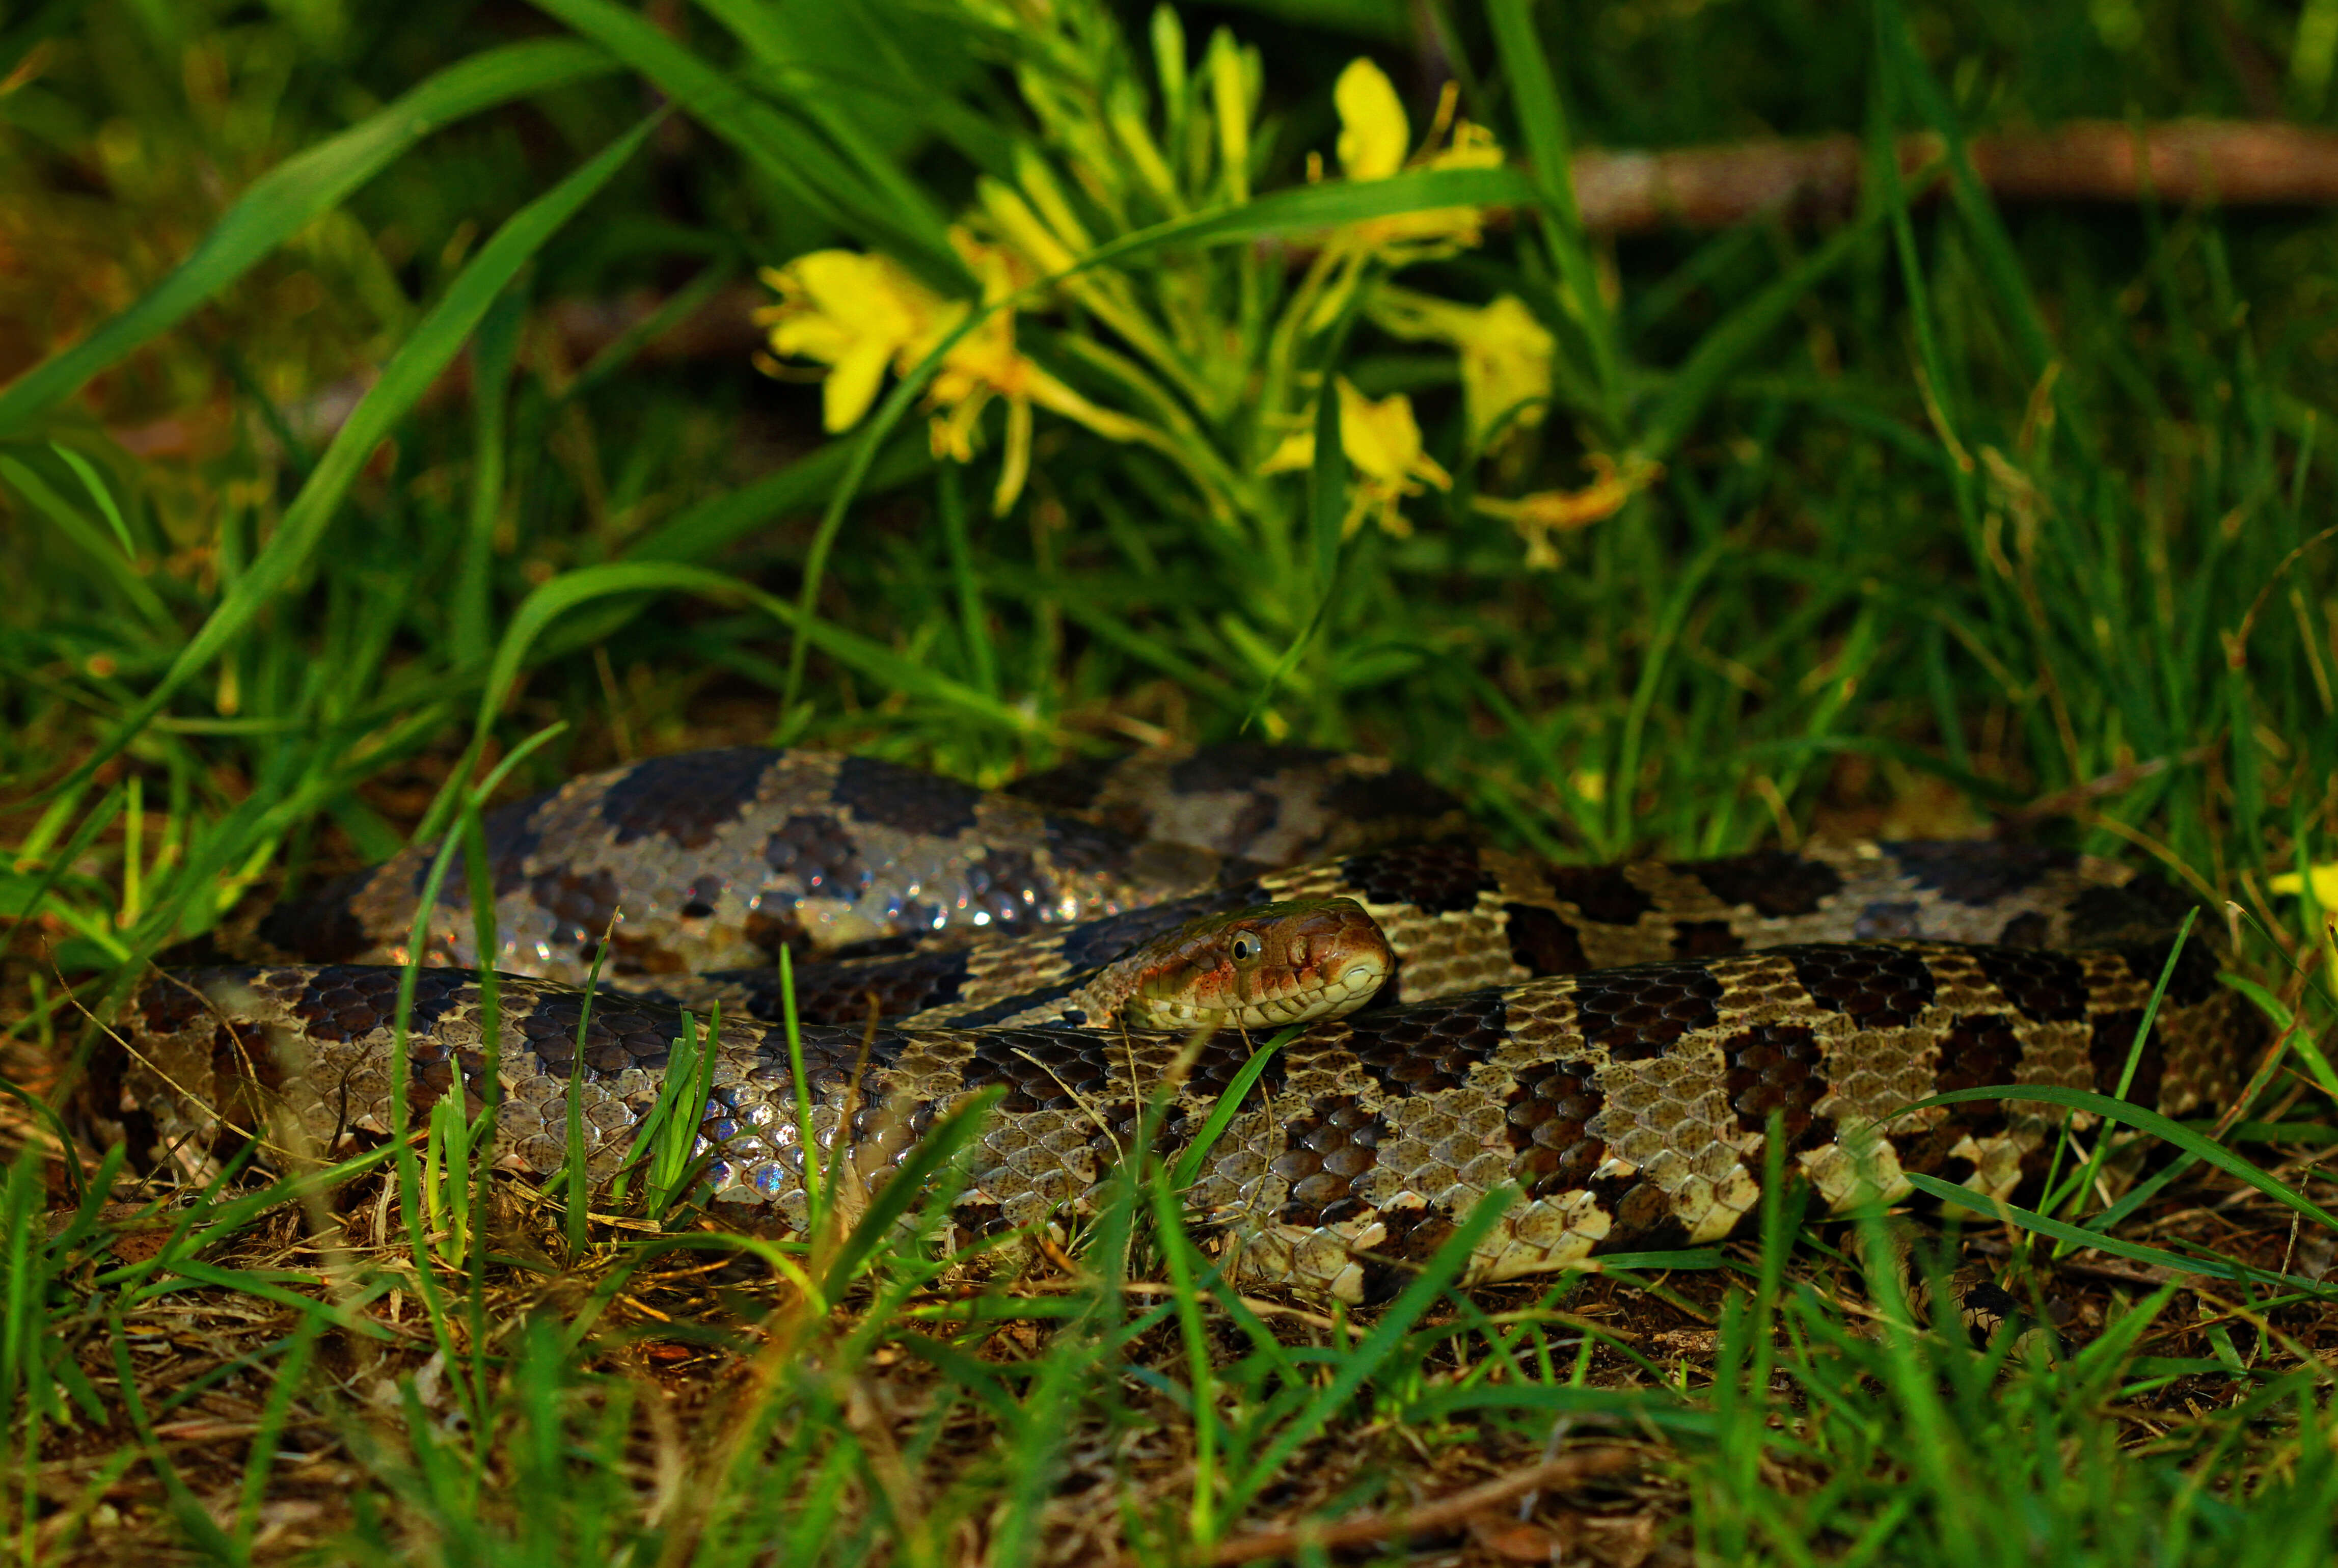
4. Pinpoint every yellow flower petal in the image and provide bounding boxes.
[1259,431,1317,475]
[761,239,1146,513]
[1334,59,1408,181]
[1457,295,1555,448]
[1475,453,1663,566]
[1334,379,1449,490]
[2270,864,2338,906]
[1431,119,1505,172]
[759,250,948,429]
[1335,378,1408,480]
[995,394,1034,513]
[823,339,895,431]
[1025,367,1150,443]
